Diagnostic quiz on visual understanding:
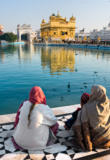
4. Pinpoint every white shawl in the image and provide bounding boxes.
[13,100,57,150]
